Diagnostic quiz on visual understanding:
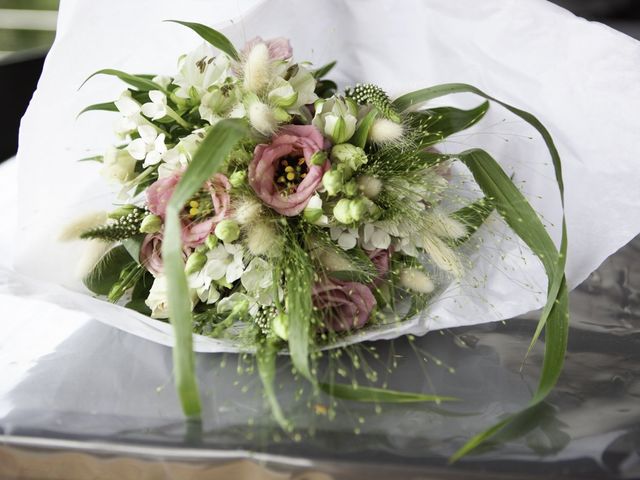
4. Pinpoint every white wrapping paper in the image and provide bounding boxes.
[12,0,640,351]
